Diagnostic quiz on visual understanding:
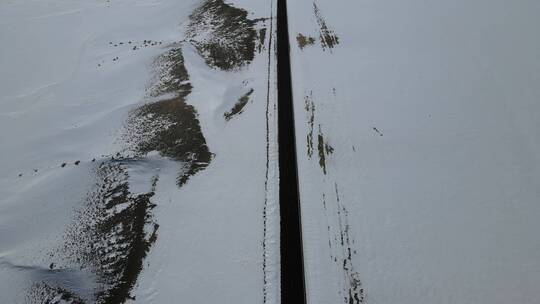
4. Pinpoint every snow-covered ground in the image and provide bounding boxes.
[0,0,279,303]
[3,0,540,303]
[288,1,540,303]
